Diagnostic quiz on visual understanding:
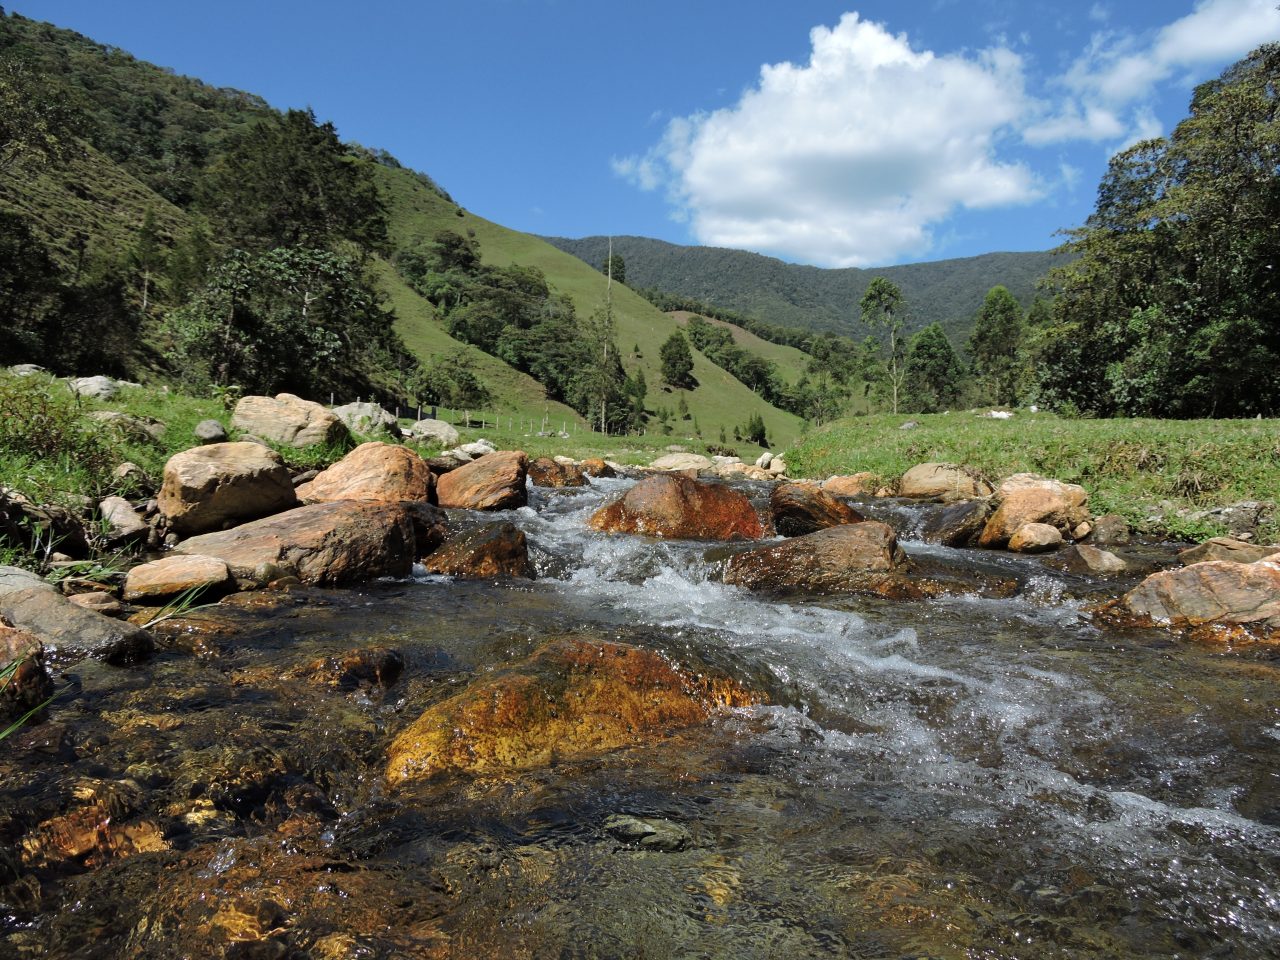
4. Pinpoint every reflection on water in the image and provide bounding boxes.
[2,477,1278,958]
